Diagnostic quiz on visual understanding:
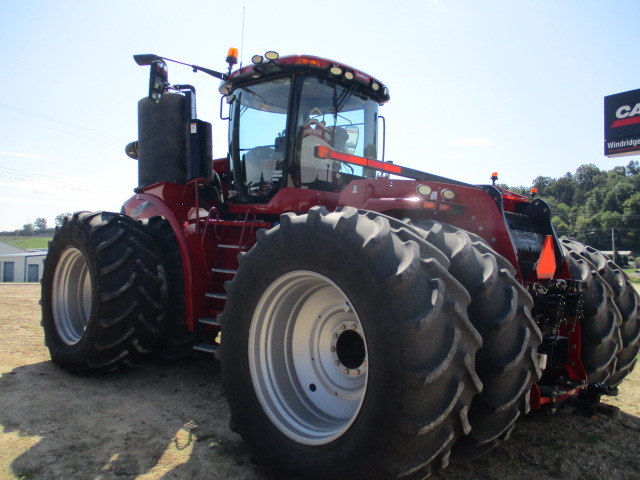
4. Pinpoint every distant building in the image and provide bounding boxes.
[0,242,25,255]
[0,241,47,283]
[601,250,633,265]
